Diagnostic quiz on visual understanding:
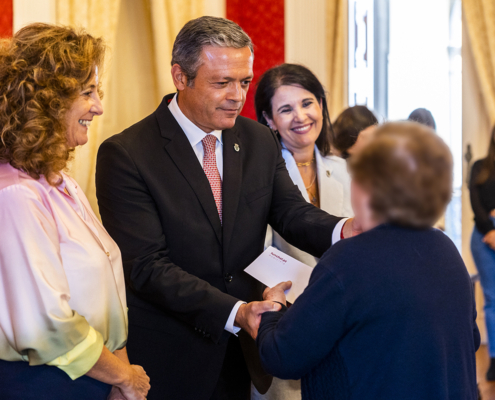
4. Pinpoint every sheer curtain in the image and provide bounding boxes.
[326,0,348,119]
[56,0,122,213]
[463,0,495,125]
[149,0,204,97]
[55,0,204,214]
